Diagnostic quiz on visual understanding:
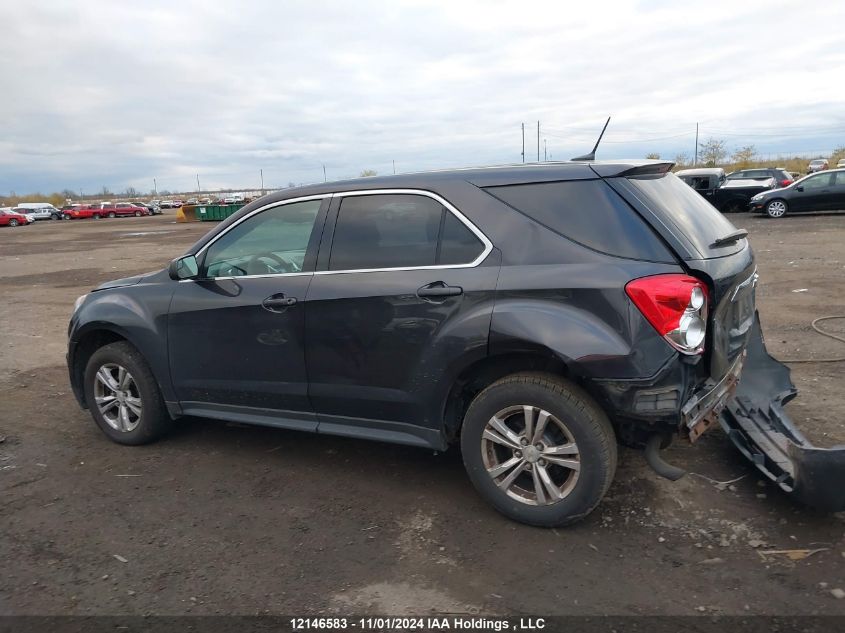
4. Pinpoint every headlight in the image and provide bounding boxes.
[751,194,763,201]
[73,294,88,314]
